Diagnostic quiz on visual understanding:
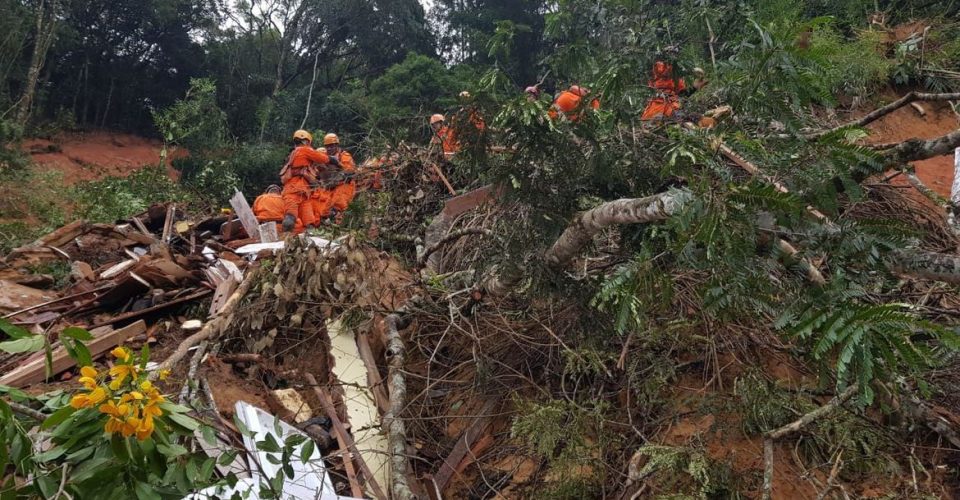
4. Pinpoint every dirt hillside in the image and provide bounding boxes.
[22,130,182,184]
